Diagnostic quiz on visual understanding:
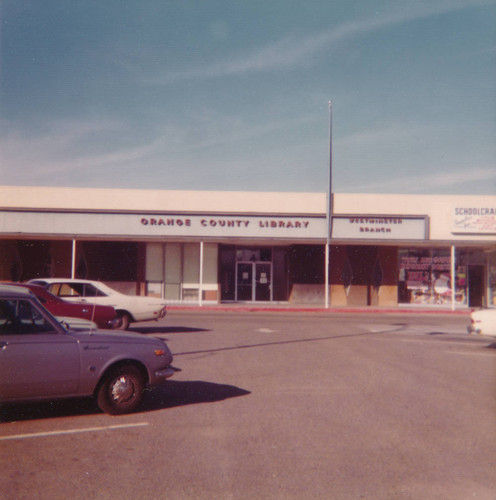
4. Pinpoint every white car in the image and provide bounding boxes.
[467,308,496,337]
[29,279,166,330]
[56,315,98,331]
